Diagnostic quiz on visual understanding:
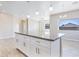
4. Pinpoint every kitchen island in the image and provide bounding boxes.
[15,32,64,57]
